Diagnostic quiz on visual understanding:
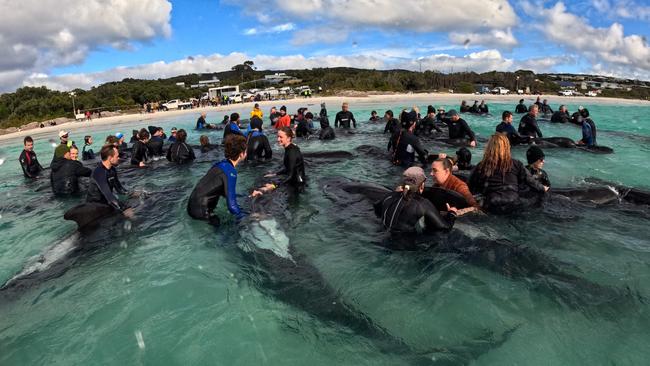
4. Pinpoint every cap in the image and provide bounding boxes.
[115,132,124,139]
[59,130,69,138]
[526,145,545,164]
[171,127,178,132]
[402,167,426,188]
[447,109,459,117]
[438,106,446,111]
